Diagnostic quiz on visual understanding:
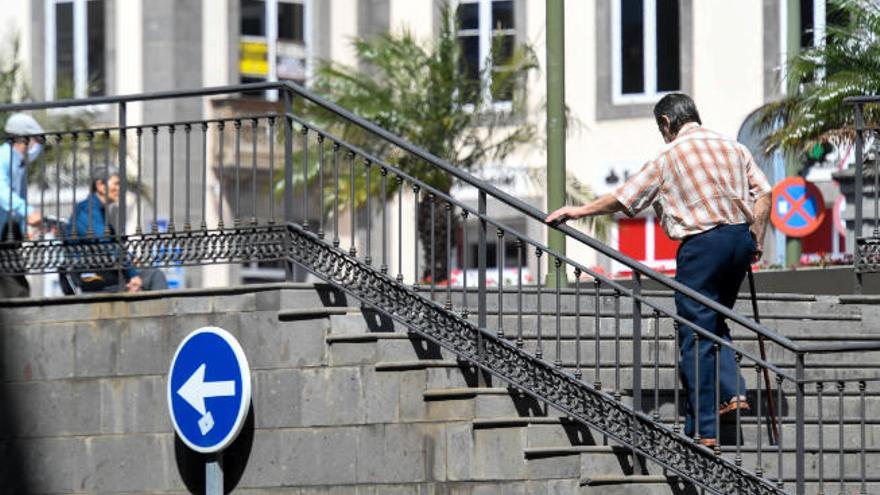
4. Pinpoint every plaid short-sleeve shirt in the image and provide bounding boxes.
[612,123,772,241]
